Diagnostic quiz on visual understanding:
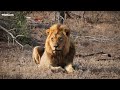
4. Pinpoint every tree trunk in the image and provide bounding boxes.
[58,11,65,24]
